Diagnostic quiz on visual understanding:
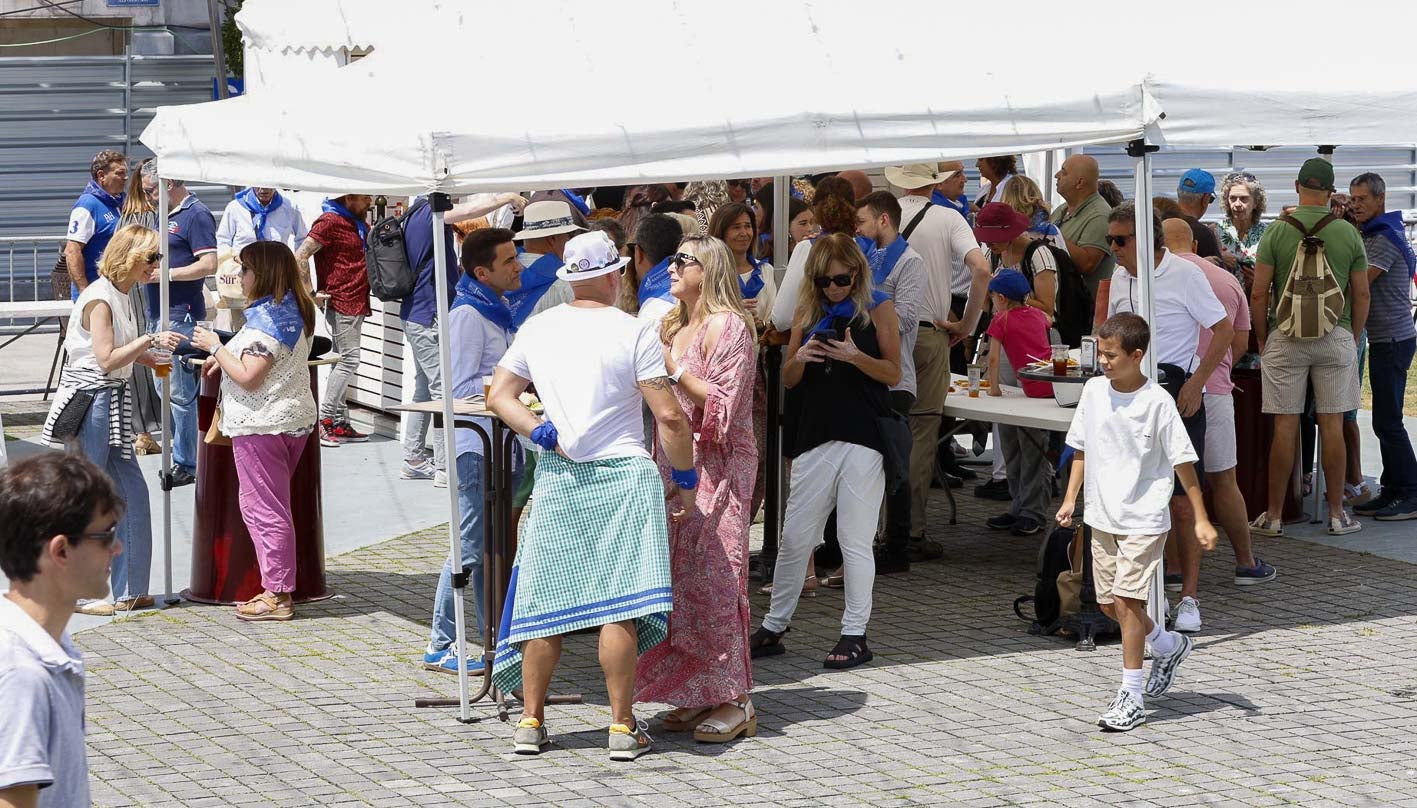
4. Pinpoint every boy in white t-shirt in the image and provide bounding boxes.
[1056,313,1218,732]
